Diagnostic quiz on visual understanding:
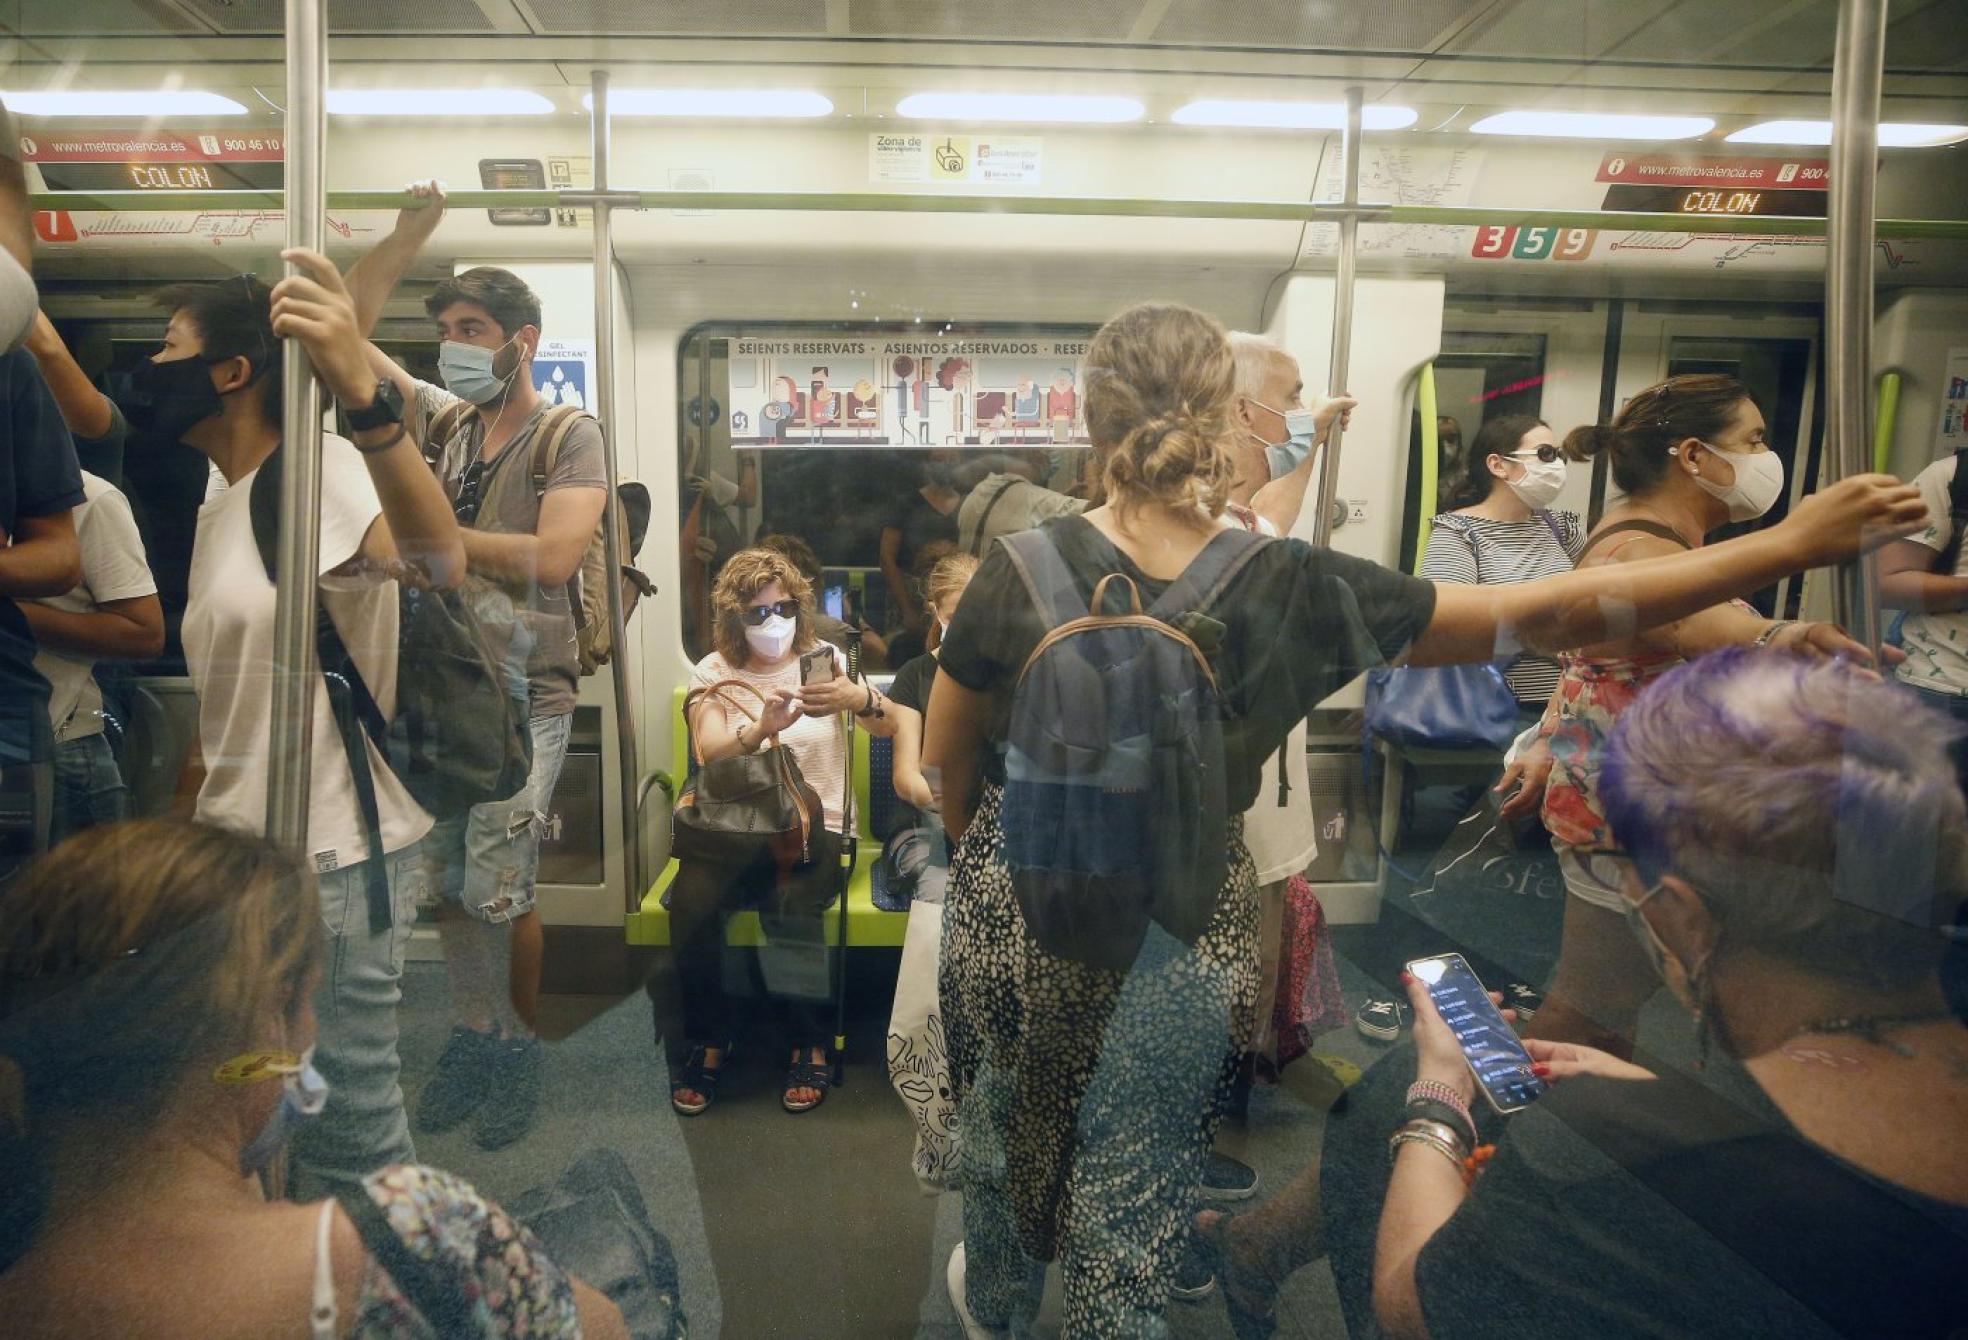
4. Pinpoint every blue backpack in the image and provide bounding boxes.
[998,526,1269,970]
